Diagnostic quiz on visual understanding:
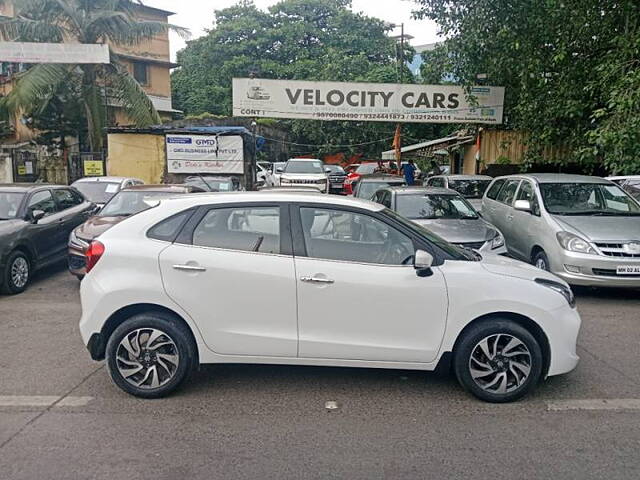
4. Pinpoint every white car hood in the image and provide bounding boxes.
[281,173,326,181]
[479,253,566,285]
